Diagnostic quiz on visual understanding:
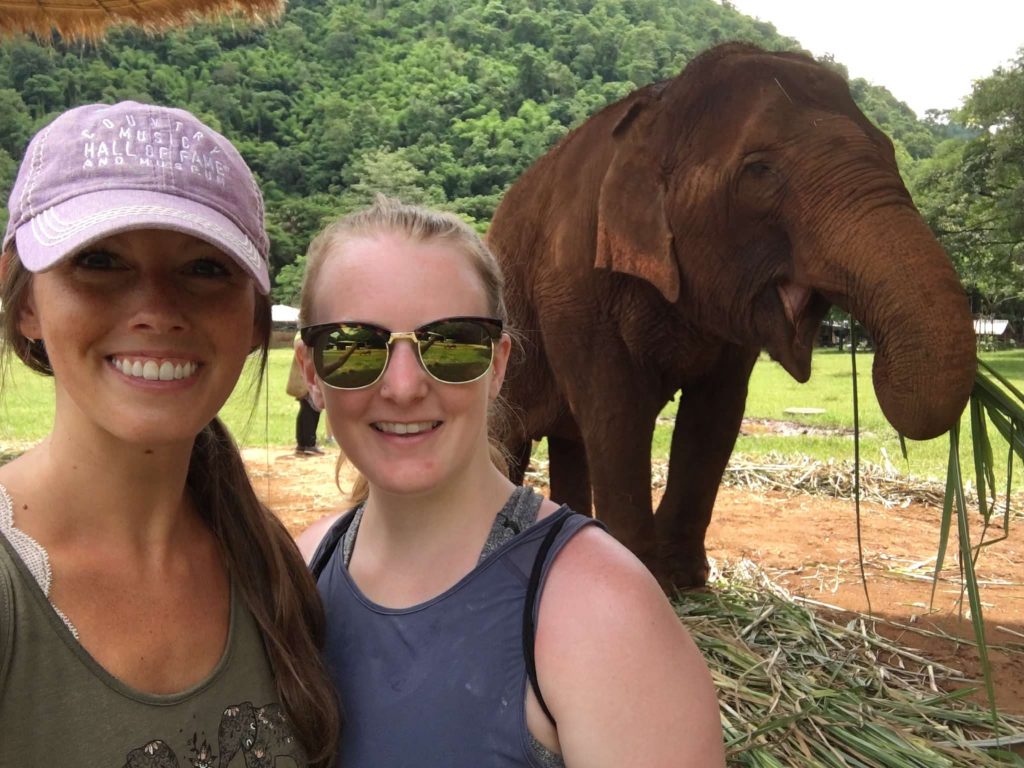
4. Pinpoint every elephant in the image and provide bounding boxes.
[487,42,977,588]
[218,702,301,768]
